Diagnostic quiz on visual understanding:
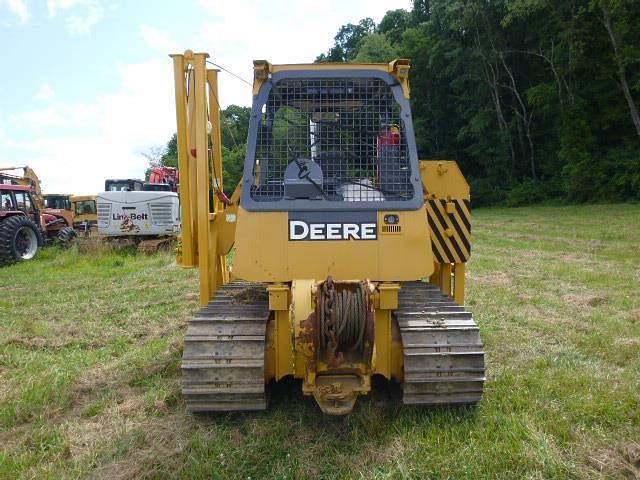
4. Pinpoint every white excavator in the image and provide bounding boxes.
[97,178,180,252]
